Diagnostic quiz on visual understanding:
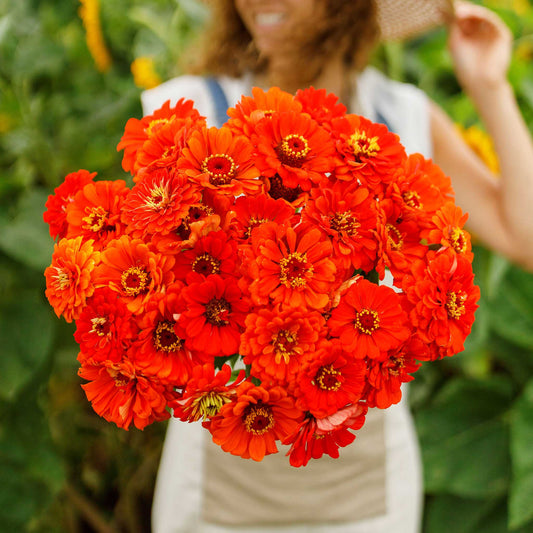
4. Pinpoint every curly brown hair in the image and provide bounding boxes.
[188,0,380,87]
